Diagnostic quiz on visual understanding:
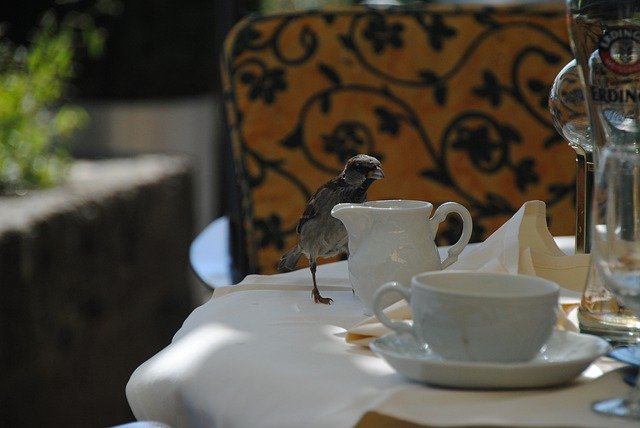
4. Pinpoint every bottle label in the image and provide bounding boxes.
[598,27,640,76]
